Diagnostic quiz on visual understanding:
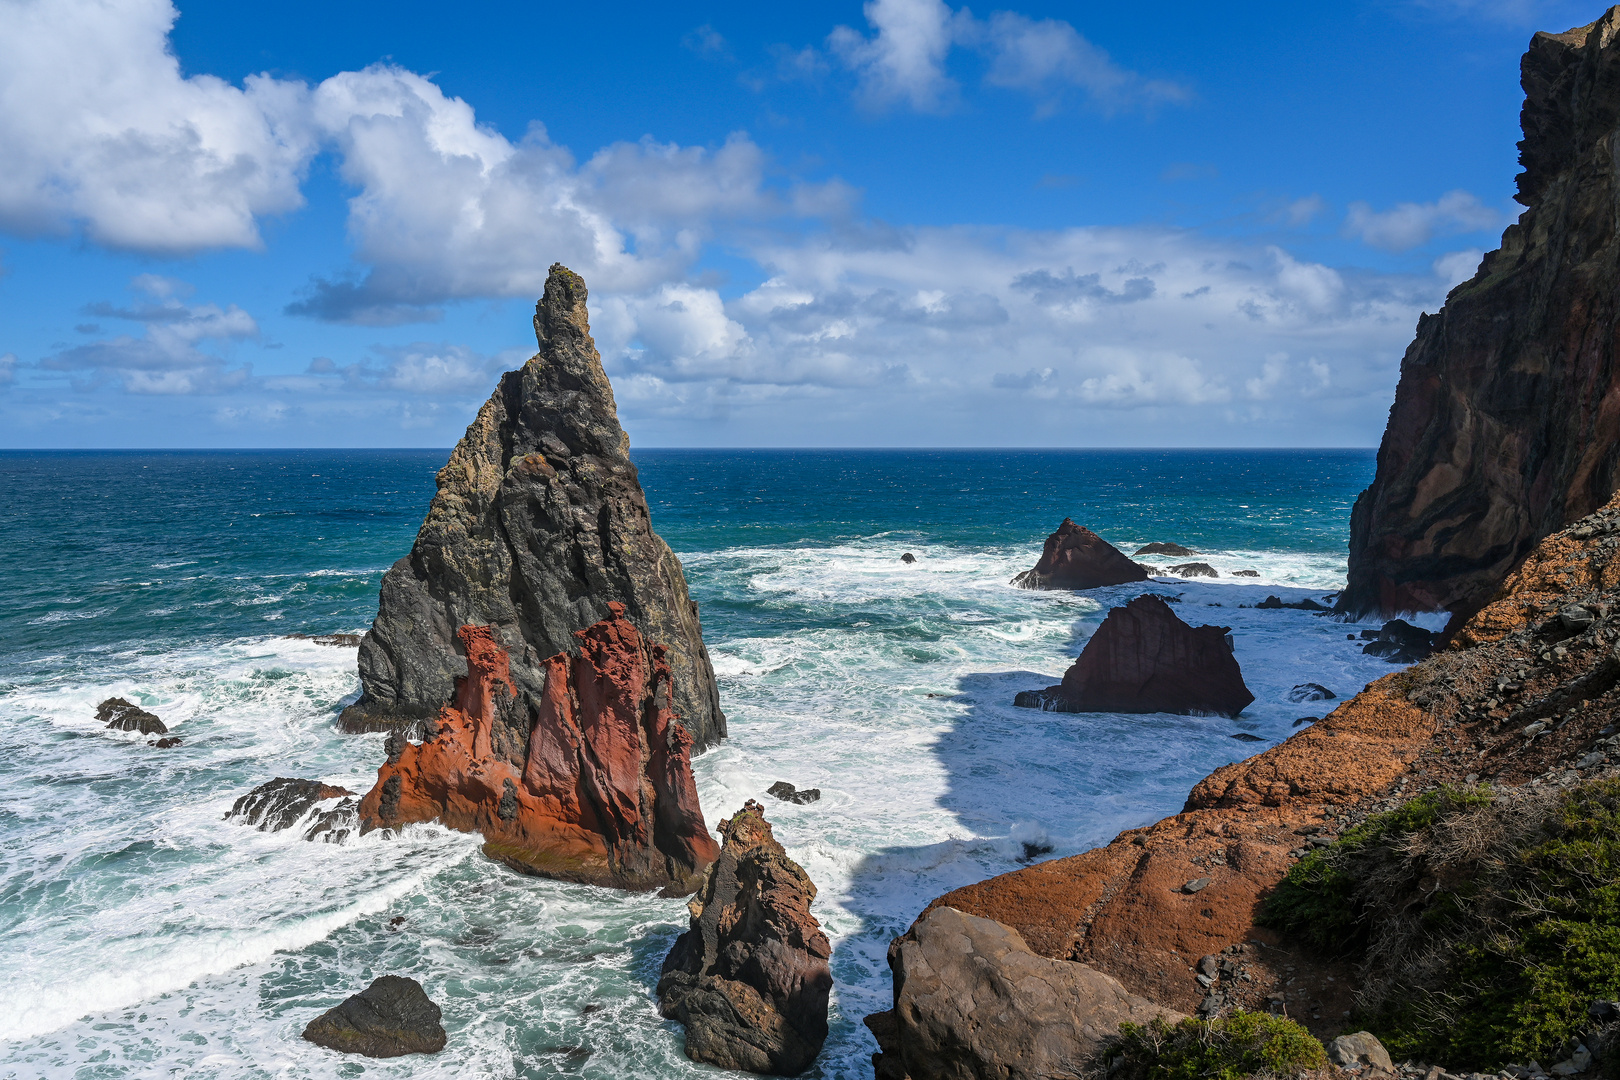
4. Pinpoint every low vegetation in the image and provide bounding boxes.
[1107,1010,1326,1080]
[1260,780,1620,1068]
